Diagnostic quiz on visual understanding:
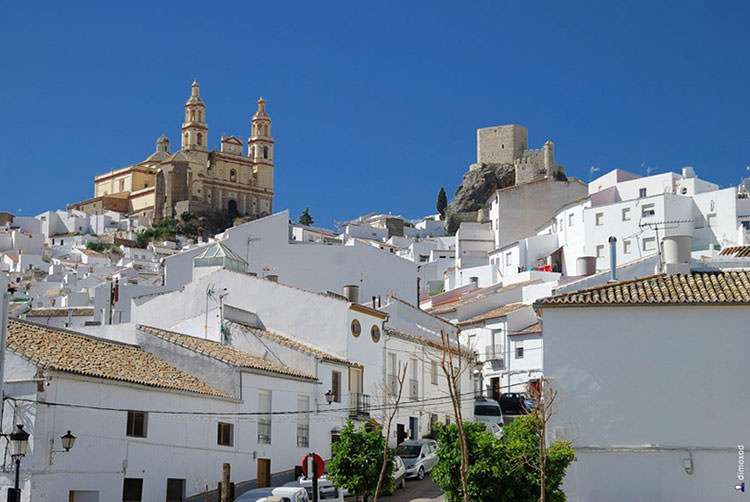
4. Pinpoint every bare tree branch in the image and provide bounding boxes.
[374,363,408,502]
